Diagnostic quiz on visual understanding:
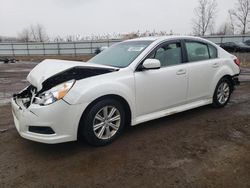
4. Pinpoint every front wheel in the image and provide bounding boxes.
[79,99,125,146]
[212,78,232,108]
